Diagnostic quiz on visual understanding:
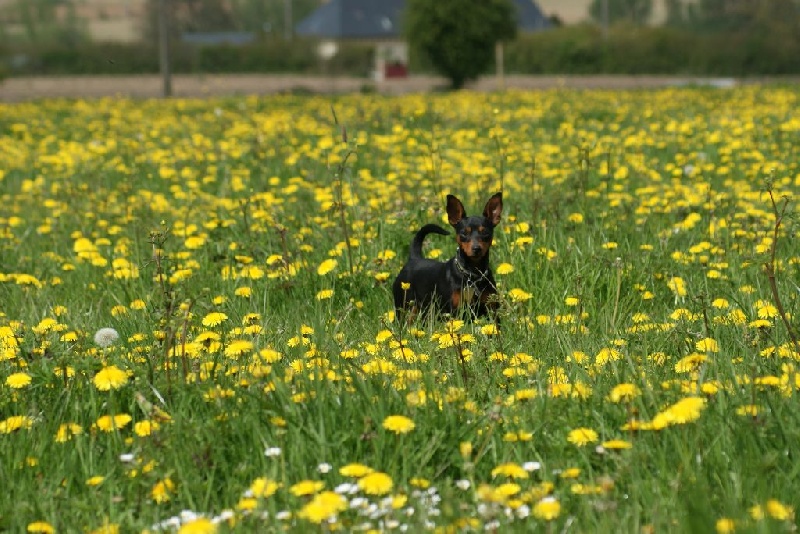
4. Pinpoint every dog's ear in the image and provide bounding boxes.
[446,195,466,226]
[483,192,503,226]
